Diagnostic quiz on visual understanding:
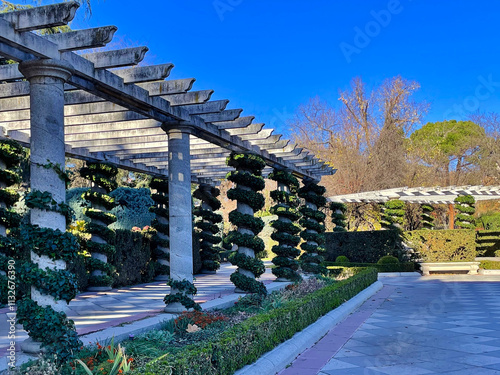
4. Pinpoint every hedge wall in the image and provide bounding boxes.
[134,268,378,375]
[324,262,416,273]
[476,230,500,257]
[325,230,402,263]
[405,229,476,262]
